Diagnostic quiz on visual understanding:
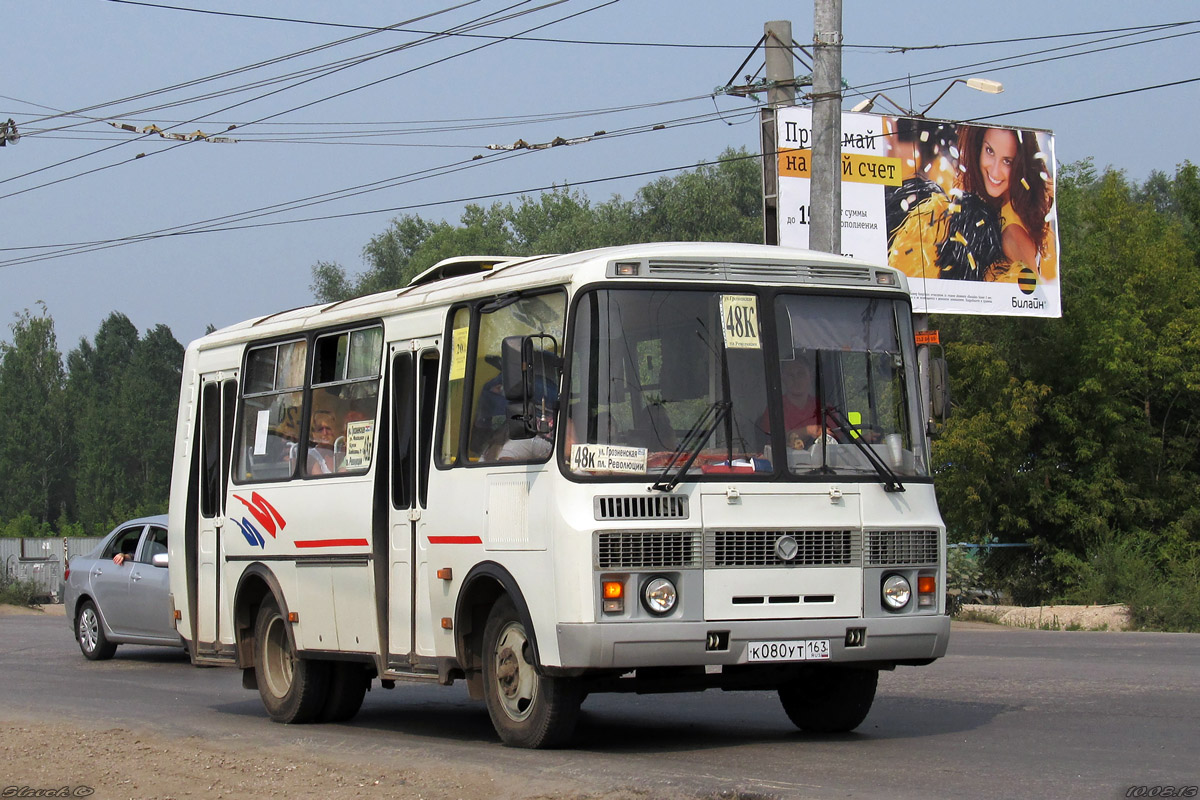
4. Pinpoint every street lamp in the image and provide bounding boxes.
[851,77,1003,117]
[850,92,908,114]
[917,77,1003,117]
